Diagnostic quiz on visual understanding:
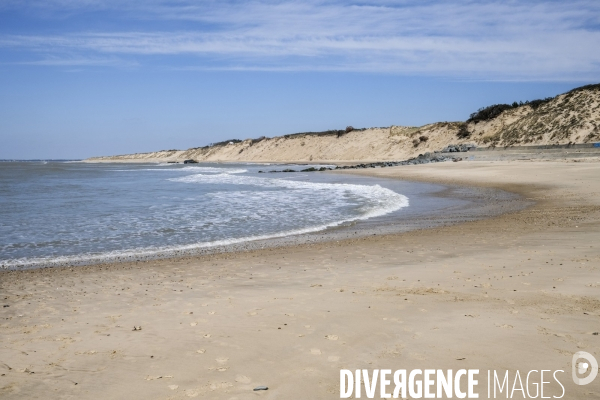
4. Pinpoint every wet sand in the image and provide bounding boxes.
[1,160,599,399]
